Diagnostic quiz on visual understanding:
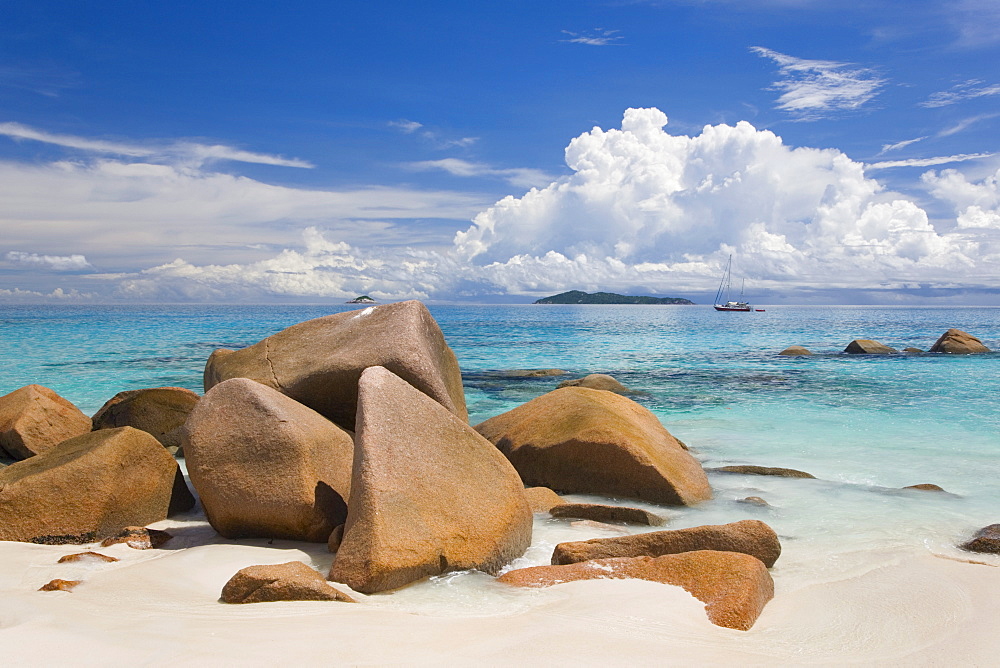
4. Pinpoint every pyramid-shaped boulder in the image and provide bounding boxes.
[329,366,532,594]
[203,300,466,431]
